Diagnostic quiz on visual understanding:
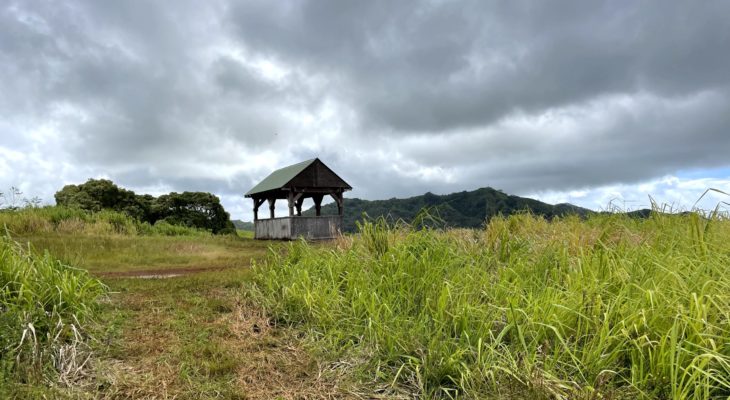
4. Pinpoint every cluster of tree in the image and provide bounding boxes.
[55,179,236,234]
[306,187,593,232]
